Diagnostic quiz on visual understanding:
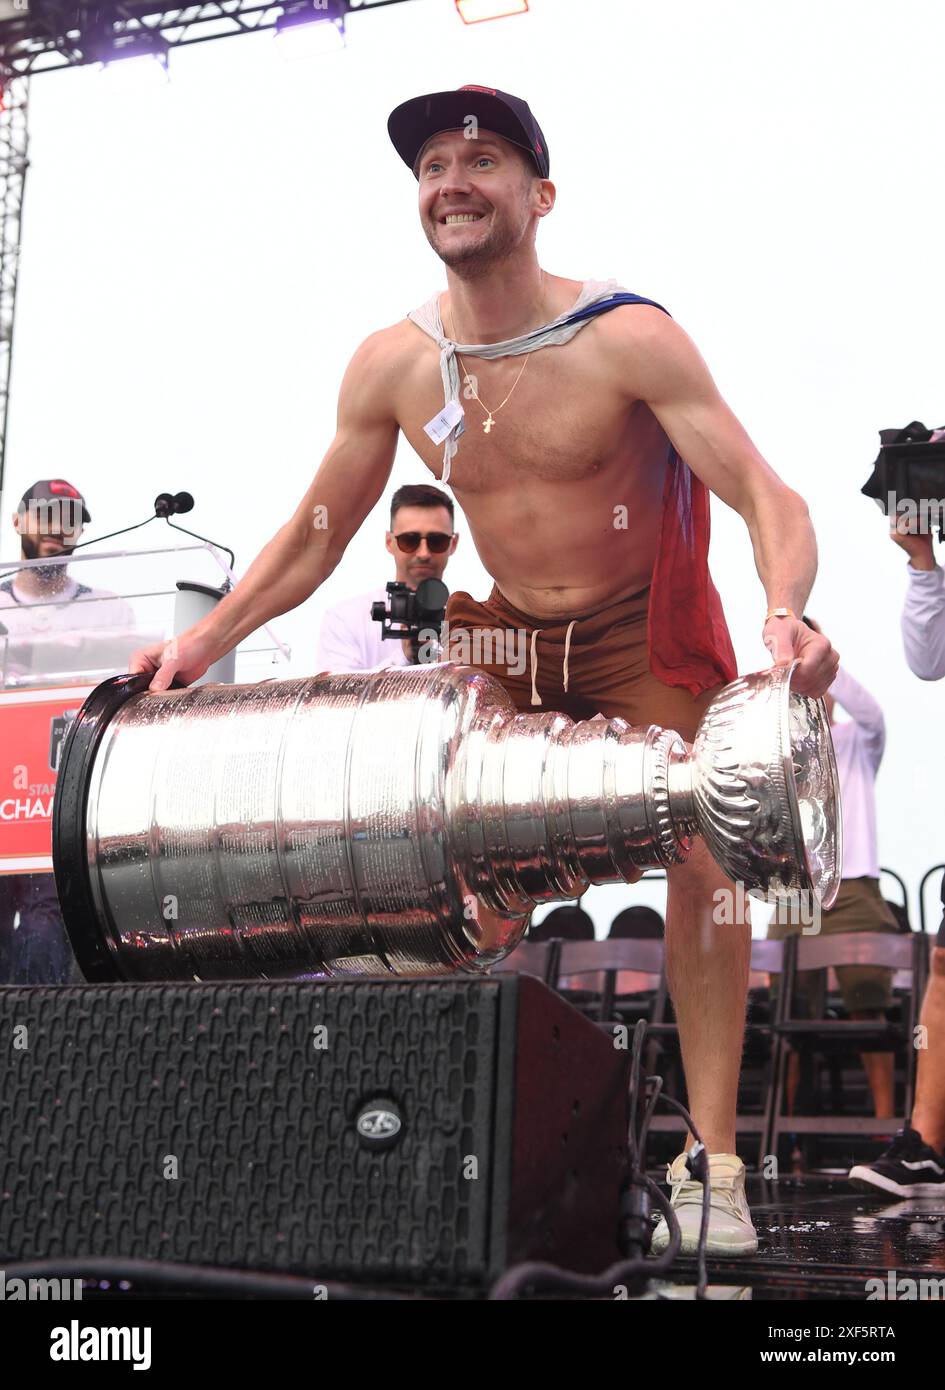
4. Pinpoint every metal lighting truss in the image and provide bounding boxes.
[0,0,414,492]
